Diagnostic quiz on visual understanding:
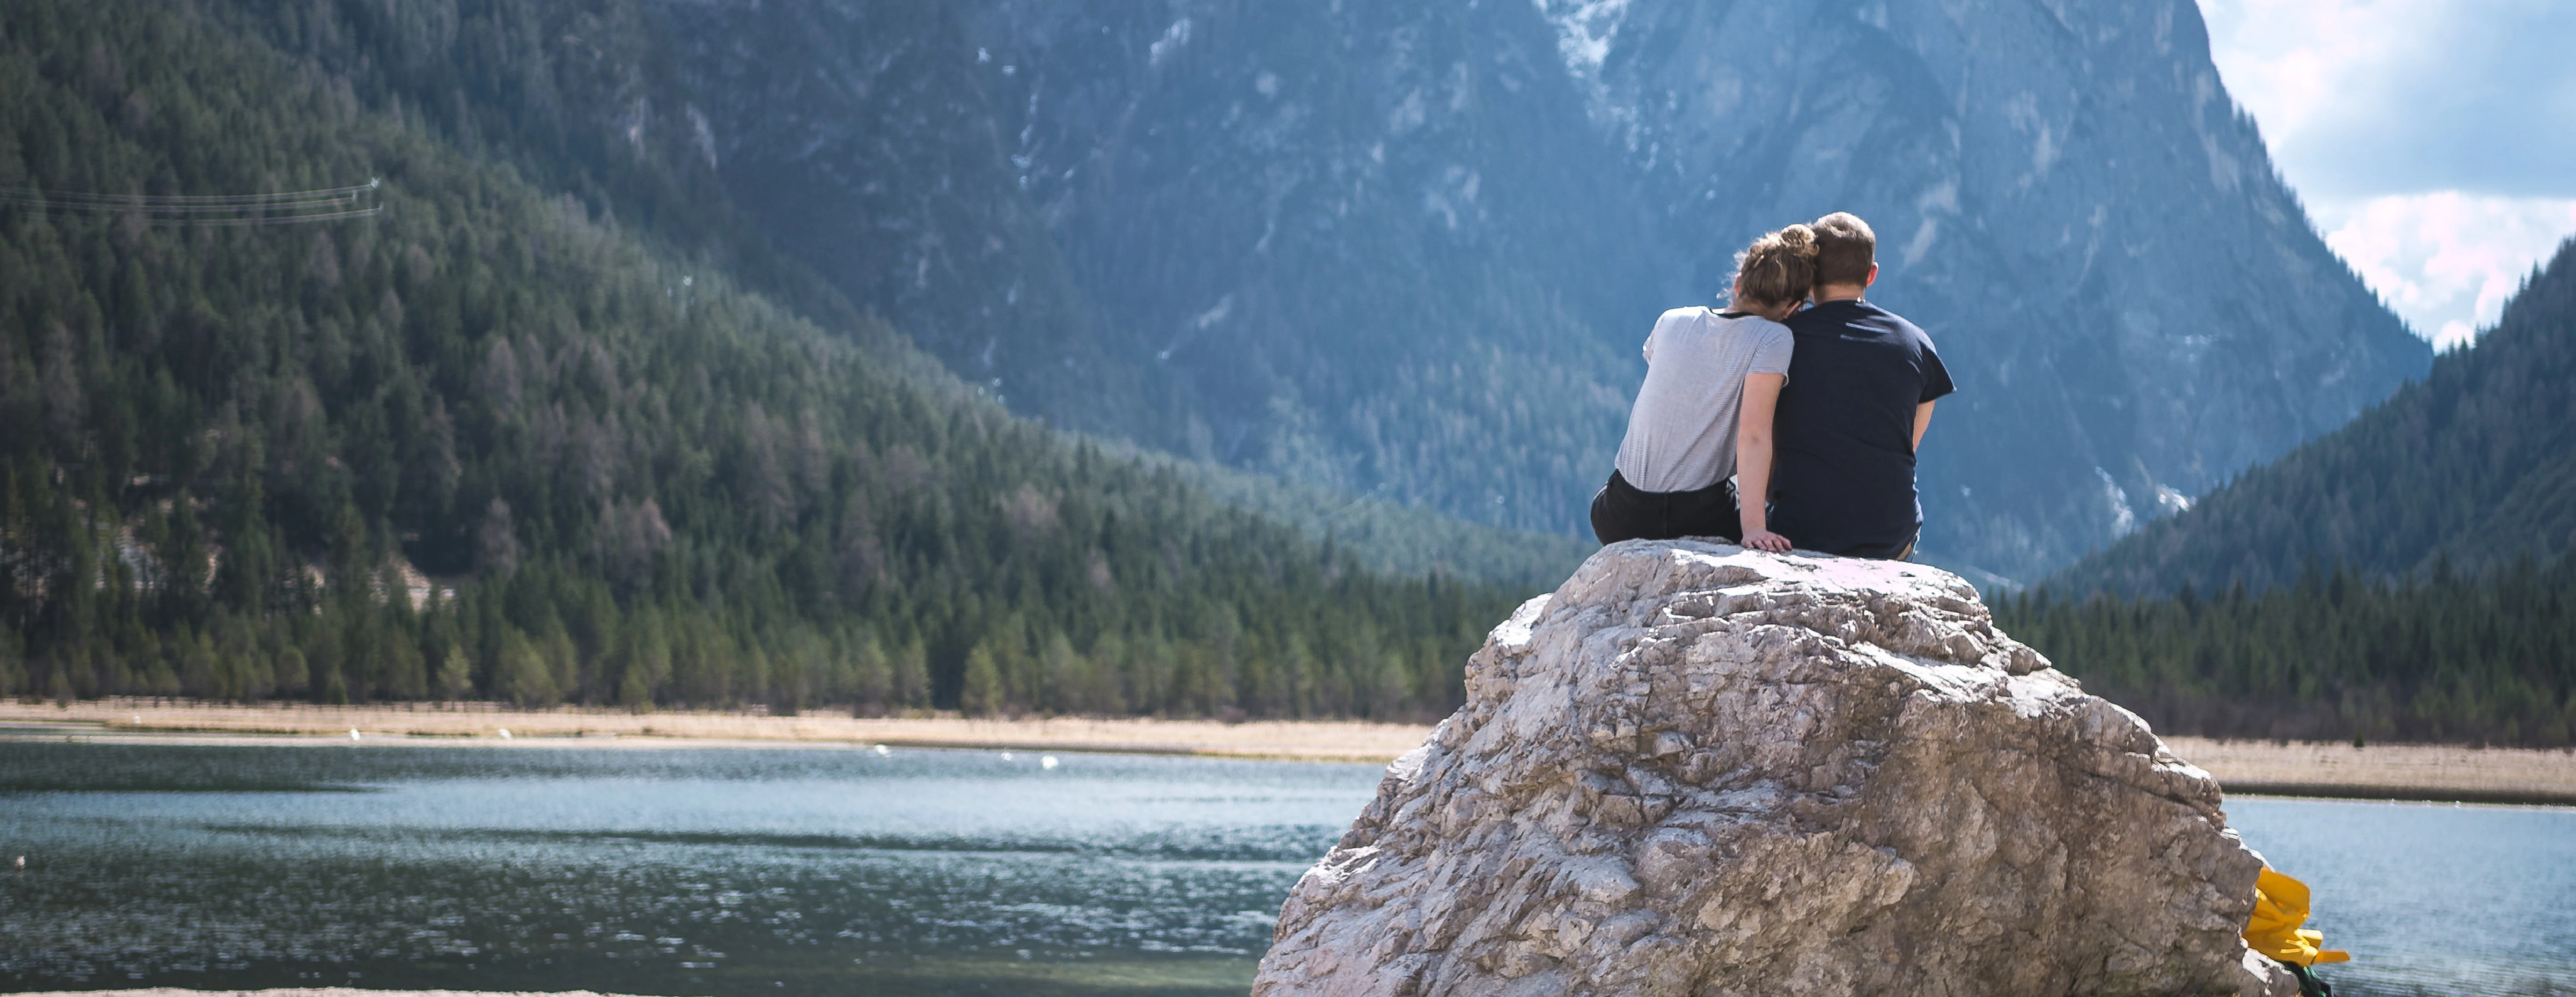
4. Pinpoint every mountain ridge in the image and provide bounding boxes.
[2046,237,2576,597]
[1991,240,2576,746]
[641,0,2431,581]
